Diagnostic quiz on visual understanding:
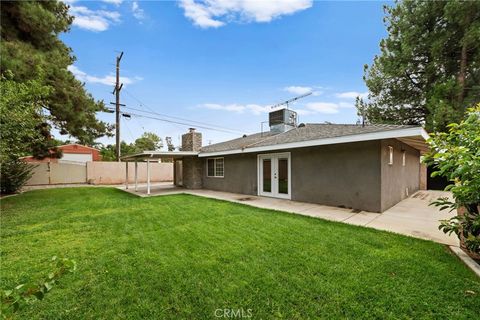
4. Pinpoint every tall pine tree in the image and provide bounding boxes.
[1,1,113,146]
[358,0,480,132]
